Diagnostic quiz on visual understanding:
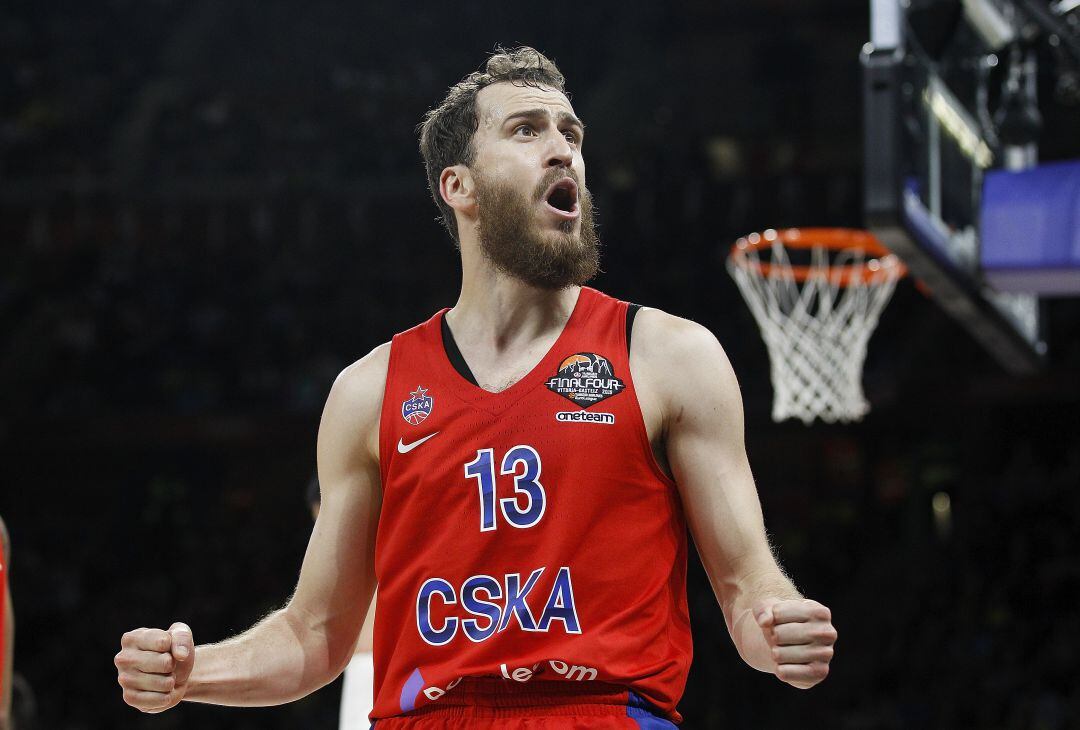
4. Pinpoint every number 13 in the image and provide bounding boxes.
[464,445,546,532]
